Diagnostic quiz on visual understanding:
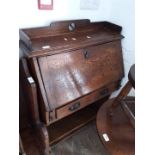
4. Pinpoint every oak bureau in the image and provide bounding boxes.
[19,19,124,155]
